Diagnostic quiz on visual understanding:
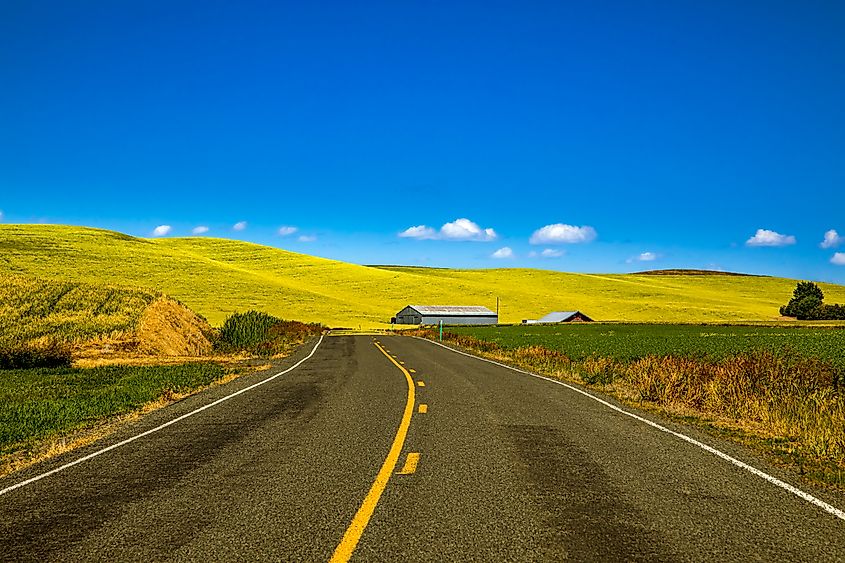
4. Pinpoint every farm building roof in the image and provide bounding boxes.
[408,305,497,316]
[537,311,592,322]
